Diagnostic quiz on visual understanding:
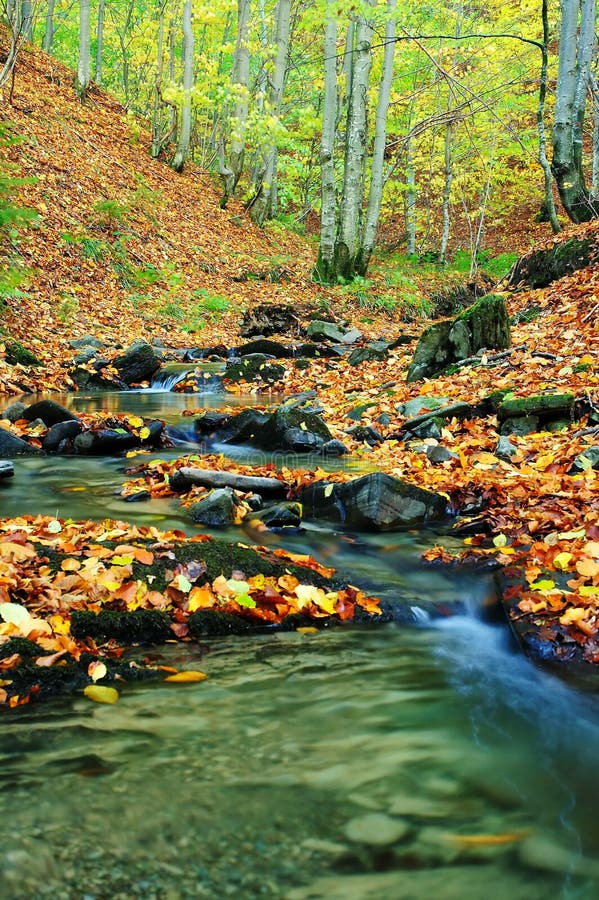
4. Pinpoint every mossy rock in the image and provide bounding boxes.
[5,339,42,367]
[509,237,595,289]
[71,609,172,644]
[497,393,575,422]
[407,294,510,382]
